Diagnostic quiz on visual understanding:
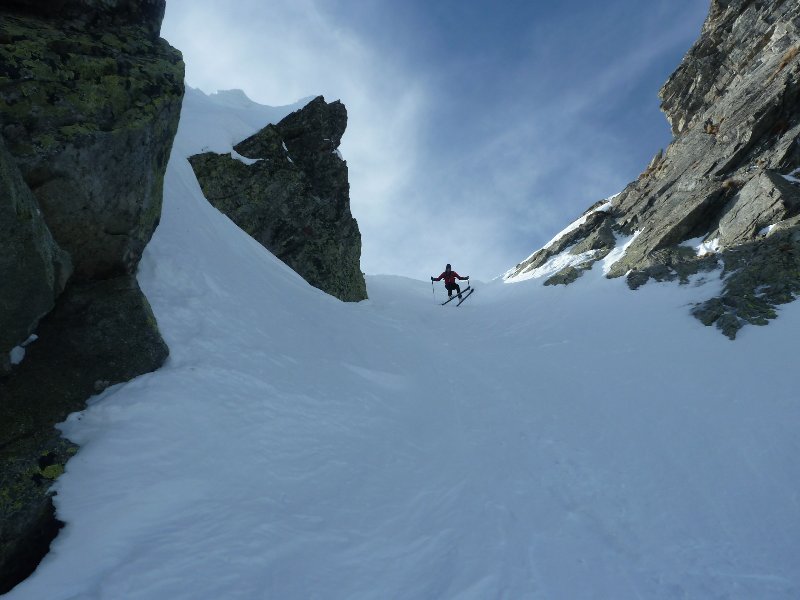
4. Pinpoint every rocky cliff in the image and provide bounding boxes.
[189,97,368,302]
[506,0,800,339]
[0,0,182,591]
